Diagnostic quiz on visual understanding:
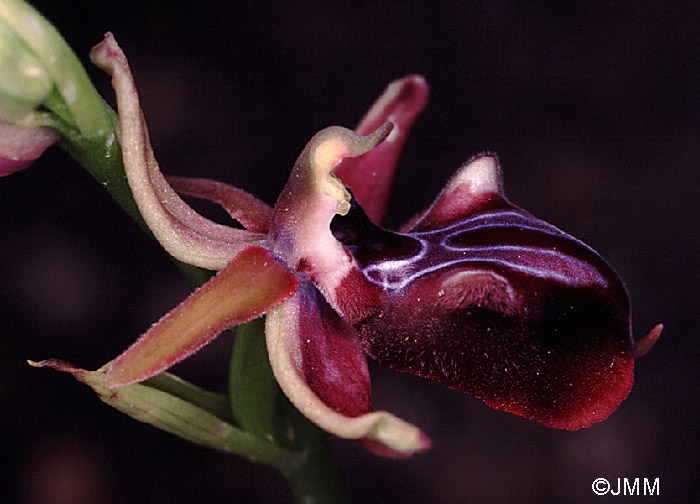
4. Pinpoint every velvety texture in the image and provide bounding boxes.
[333,155,637,429]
